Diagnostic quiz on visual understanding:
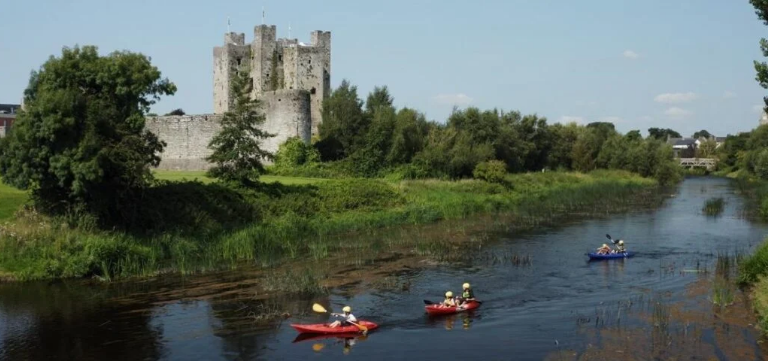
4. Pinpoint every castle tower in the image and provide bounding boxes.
[213,32,250,113]
[213,24,331,135]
